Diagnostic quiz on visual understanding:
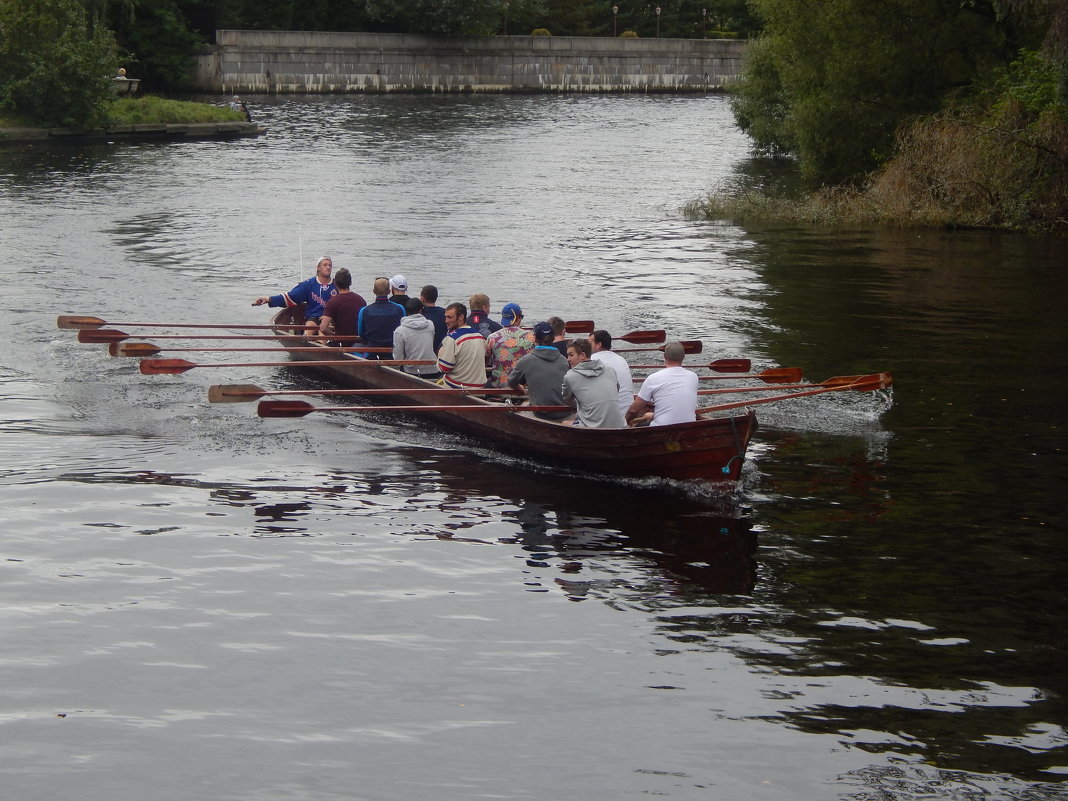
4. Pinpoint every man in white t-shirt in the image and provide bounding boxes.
[588,329,634,416]
[625,342,698,427]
